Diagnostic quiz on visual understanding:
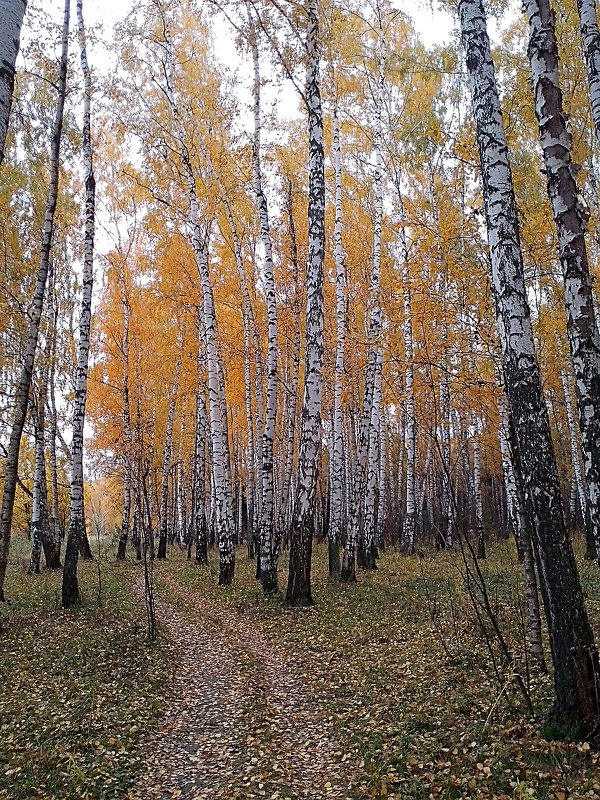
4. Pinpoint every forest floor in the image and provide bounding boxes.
[2,536,600,799]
